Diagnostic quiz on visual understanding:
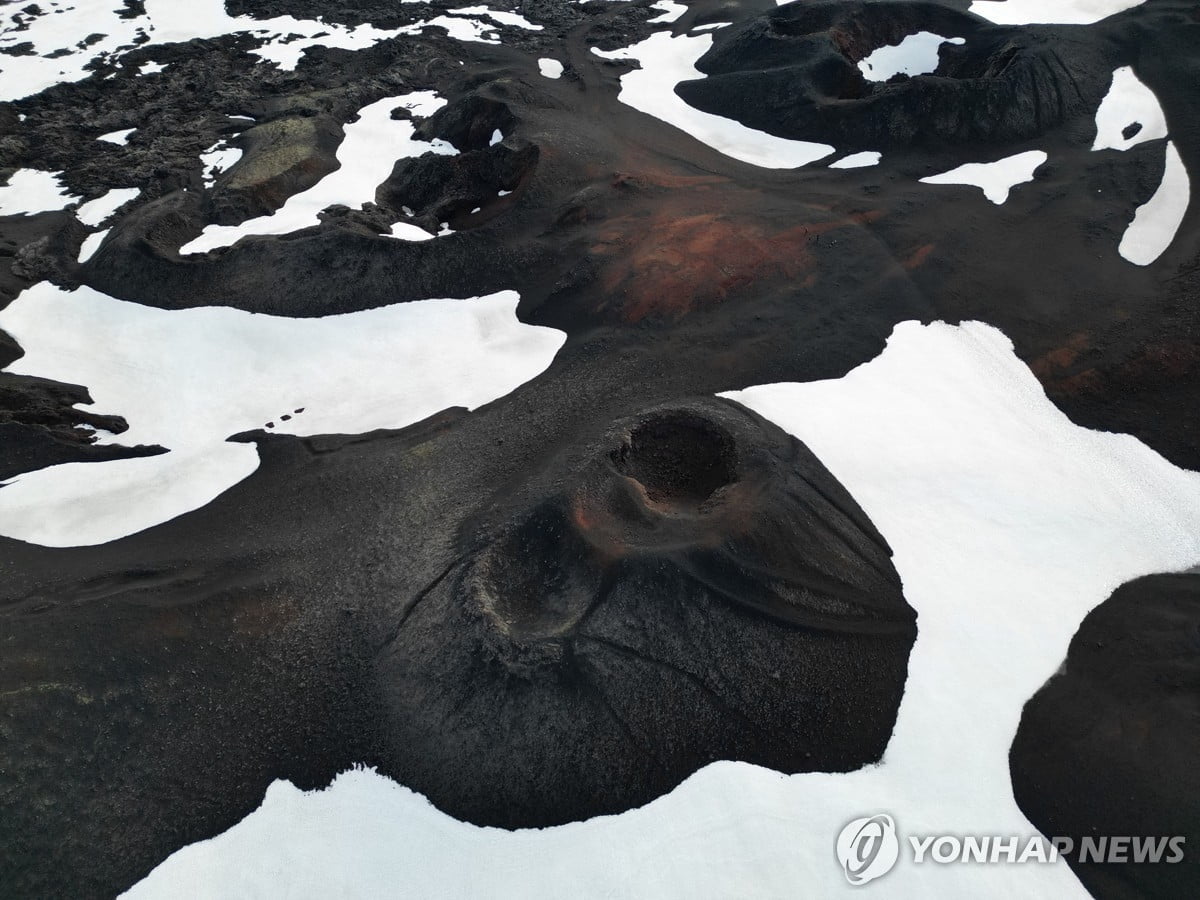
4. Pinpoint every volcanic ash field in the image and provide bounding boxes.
[2,0,1199,897]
